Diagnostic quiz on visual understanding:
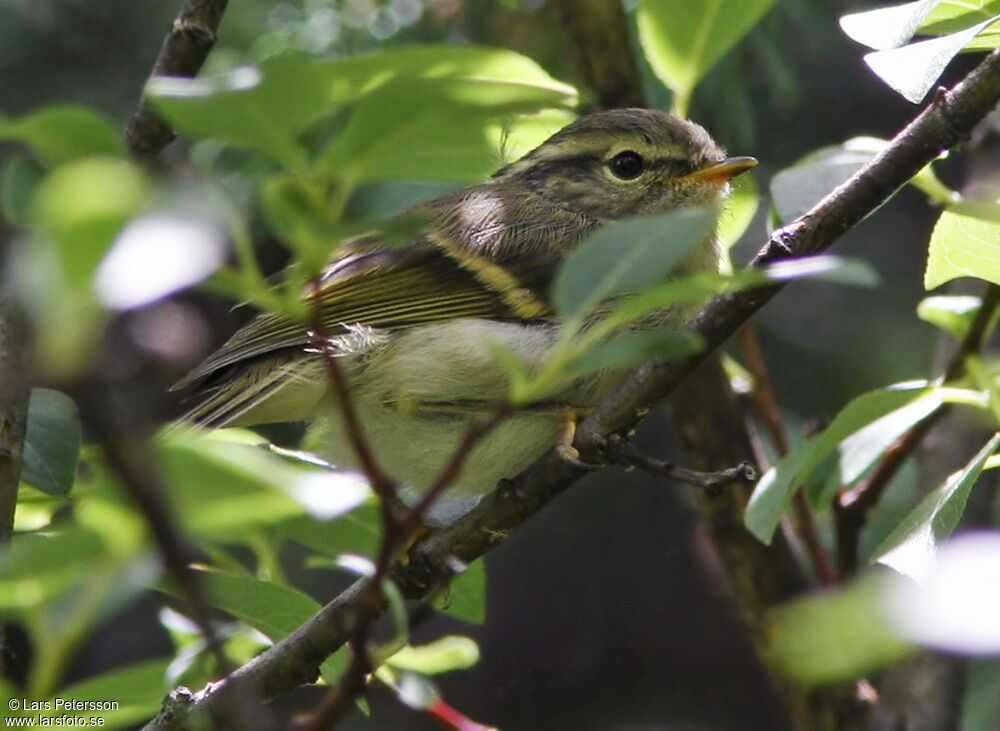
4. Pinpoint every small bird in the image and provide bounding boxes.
[175,108,756,514]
